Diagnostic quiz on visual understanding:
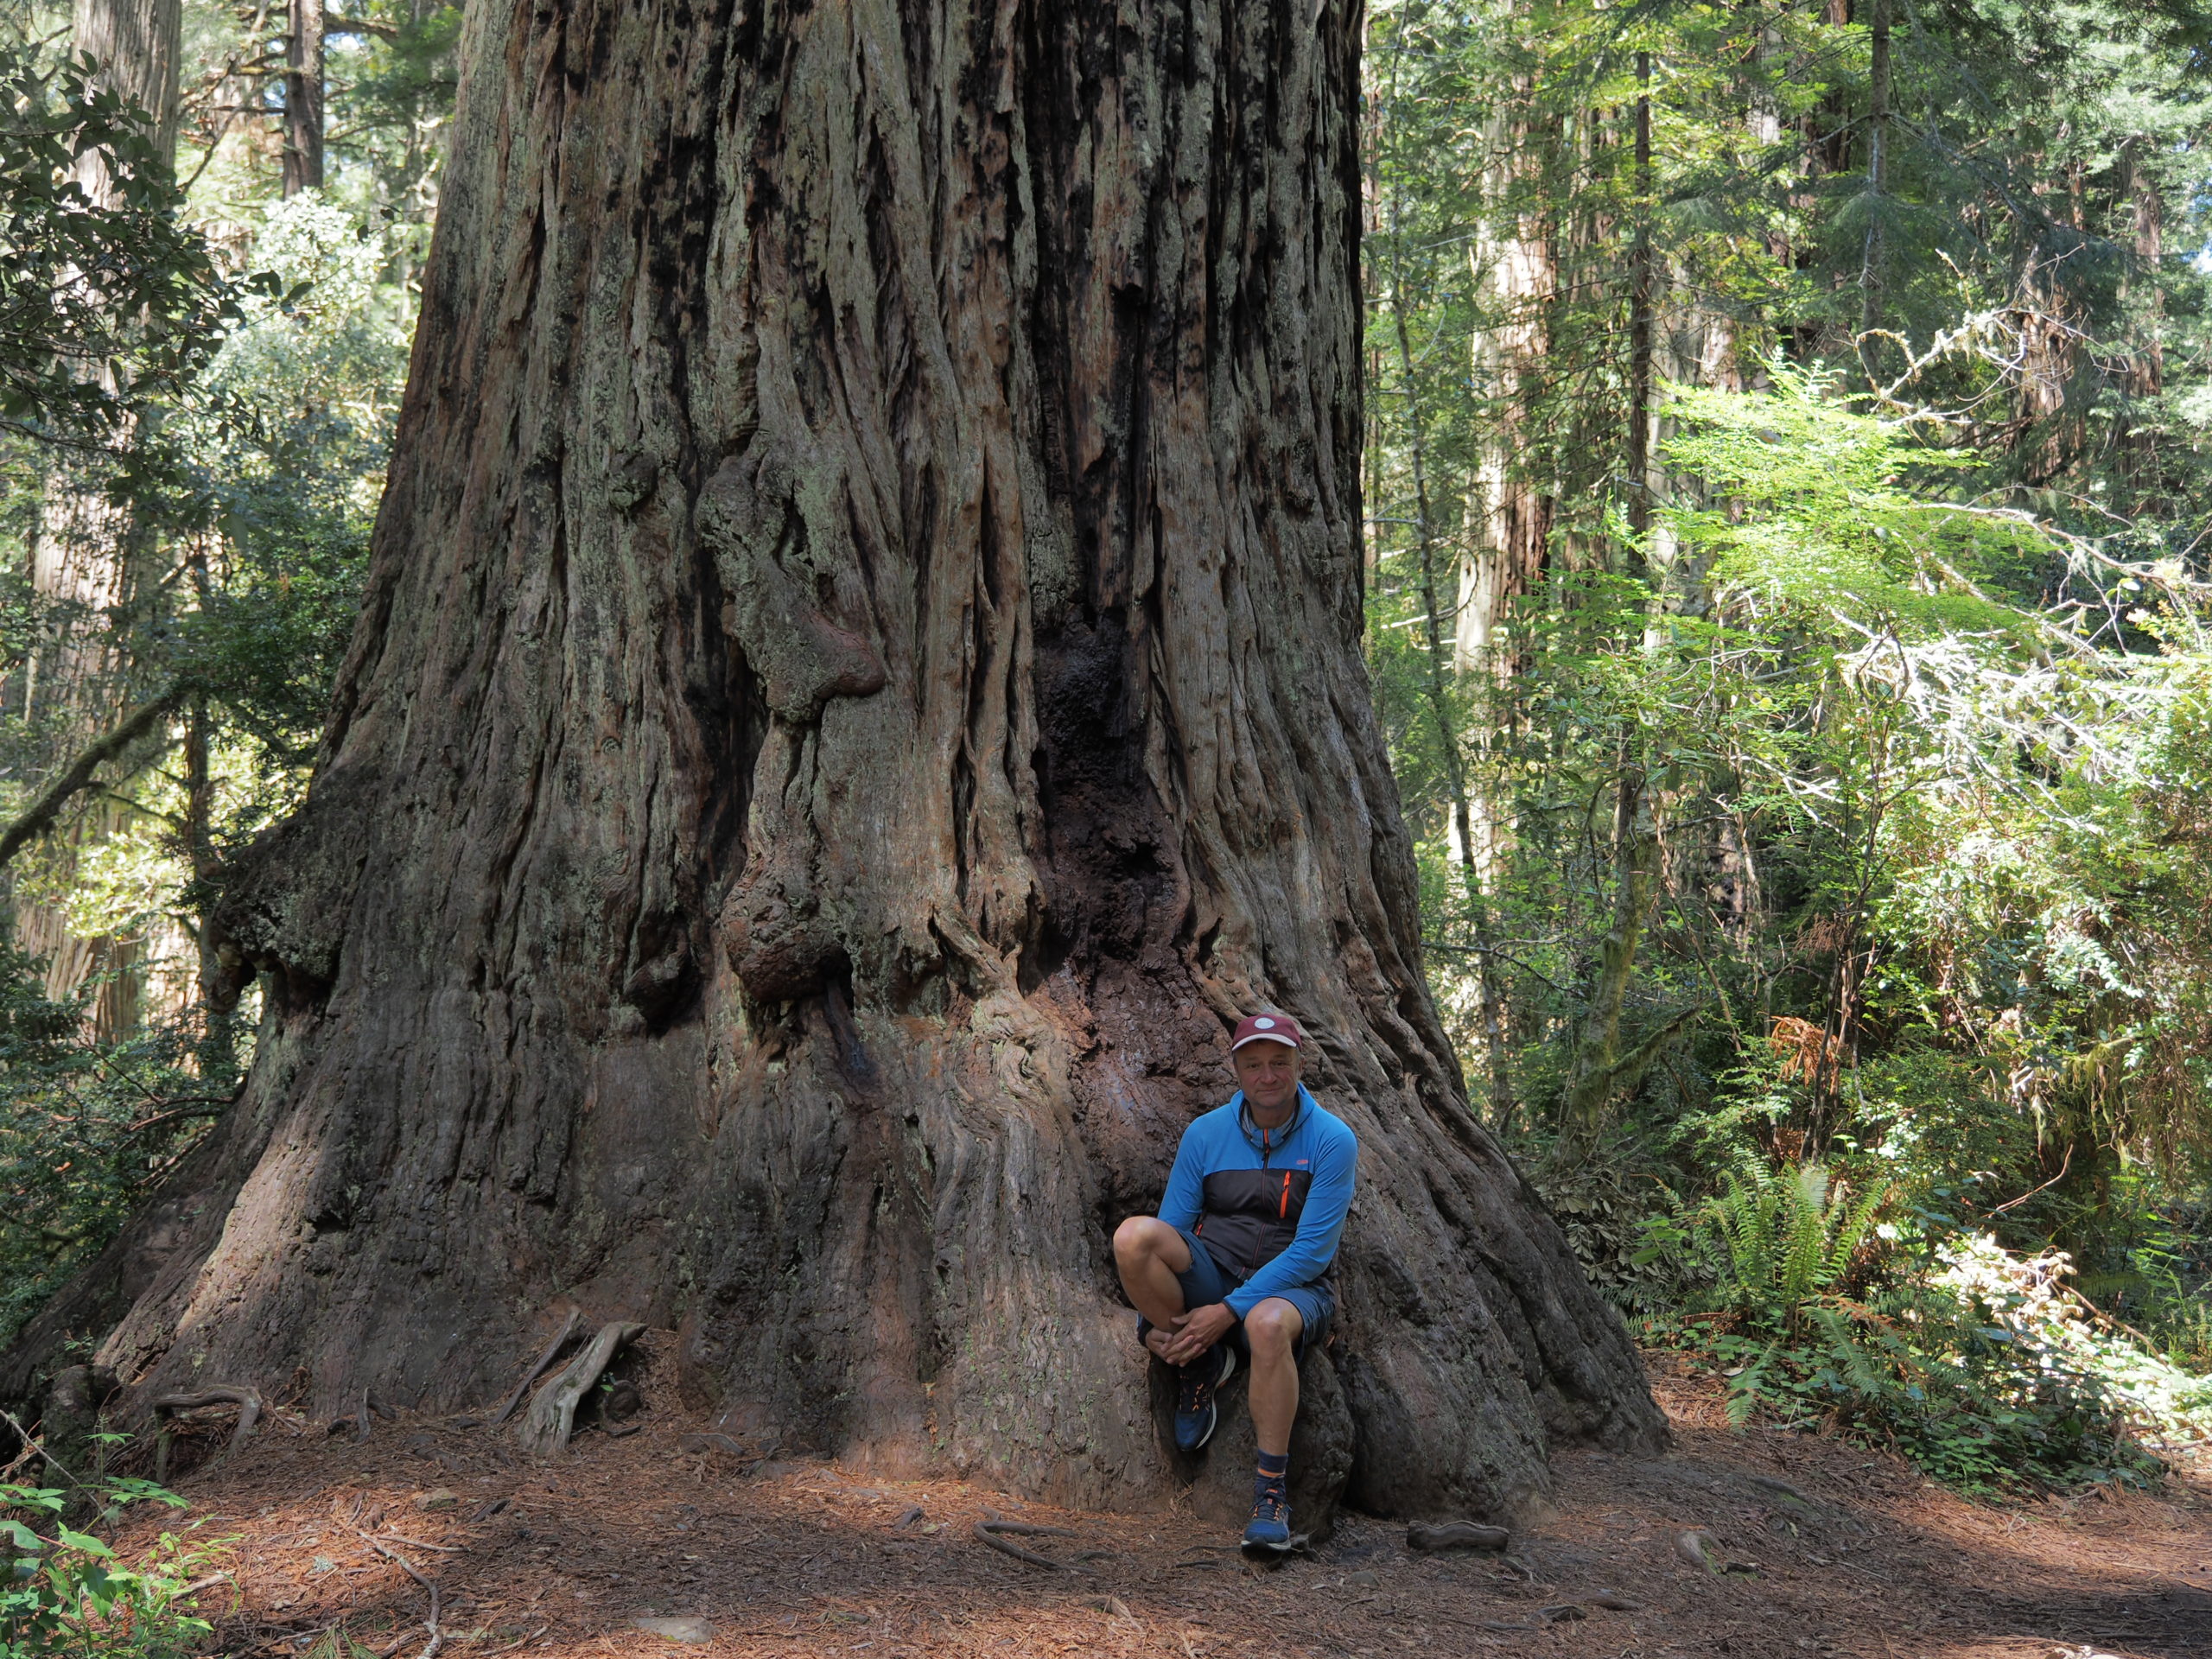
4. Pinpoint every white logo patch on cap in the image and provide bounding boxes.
[1255,1016,1274,1029]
